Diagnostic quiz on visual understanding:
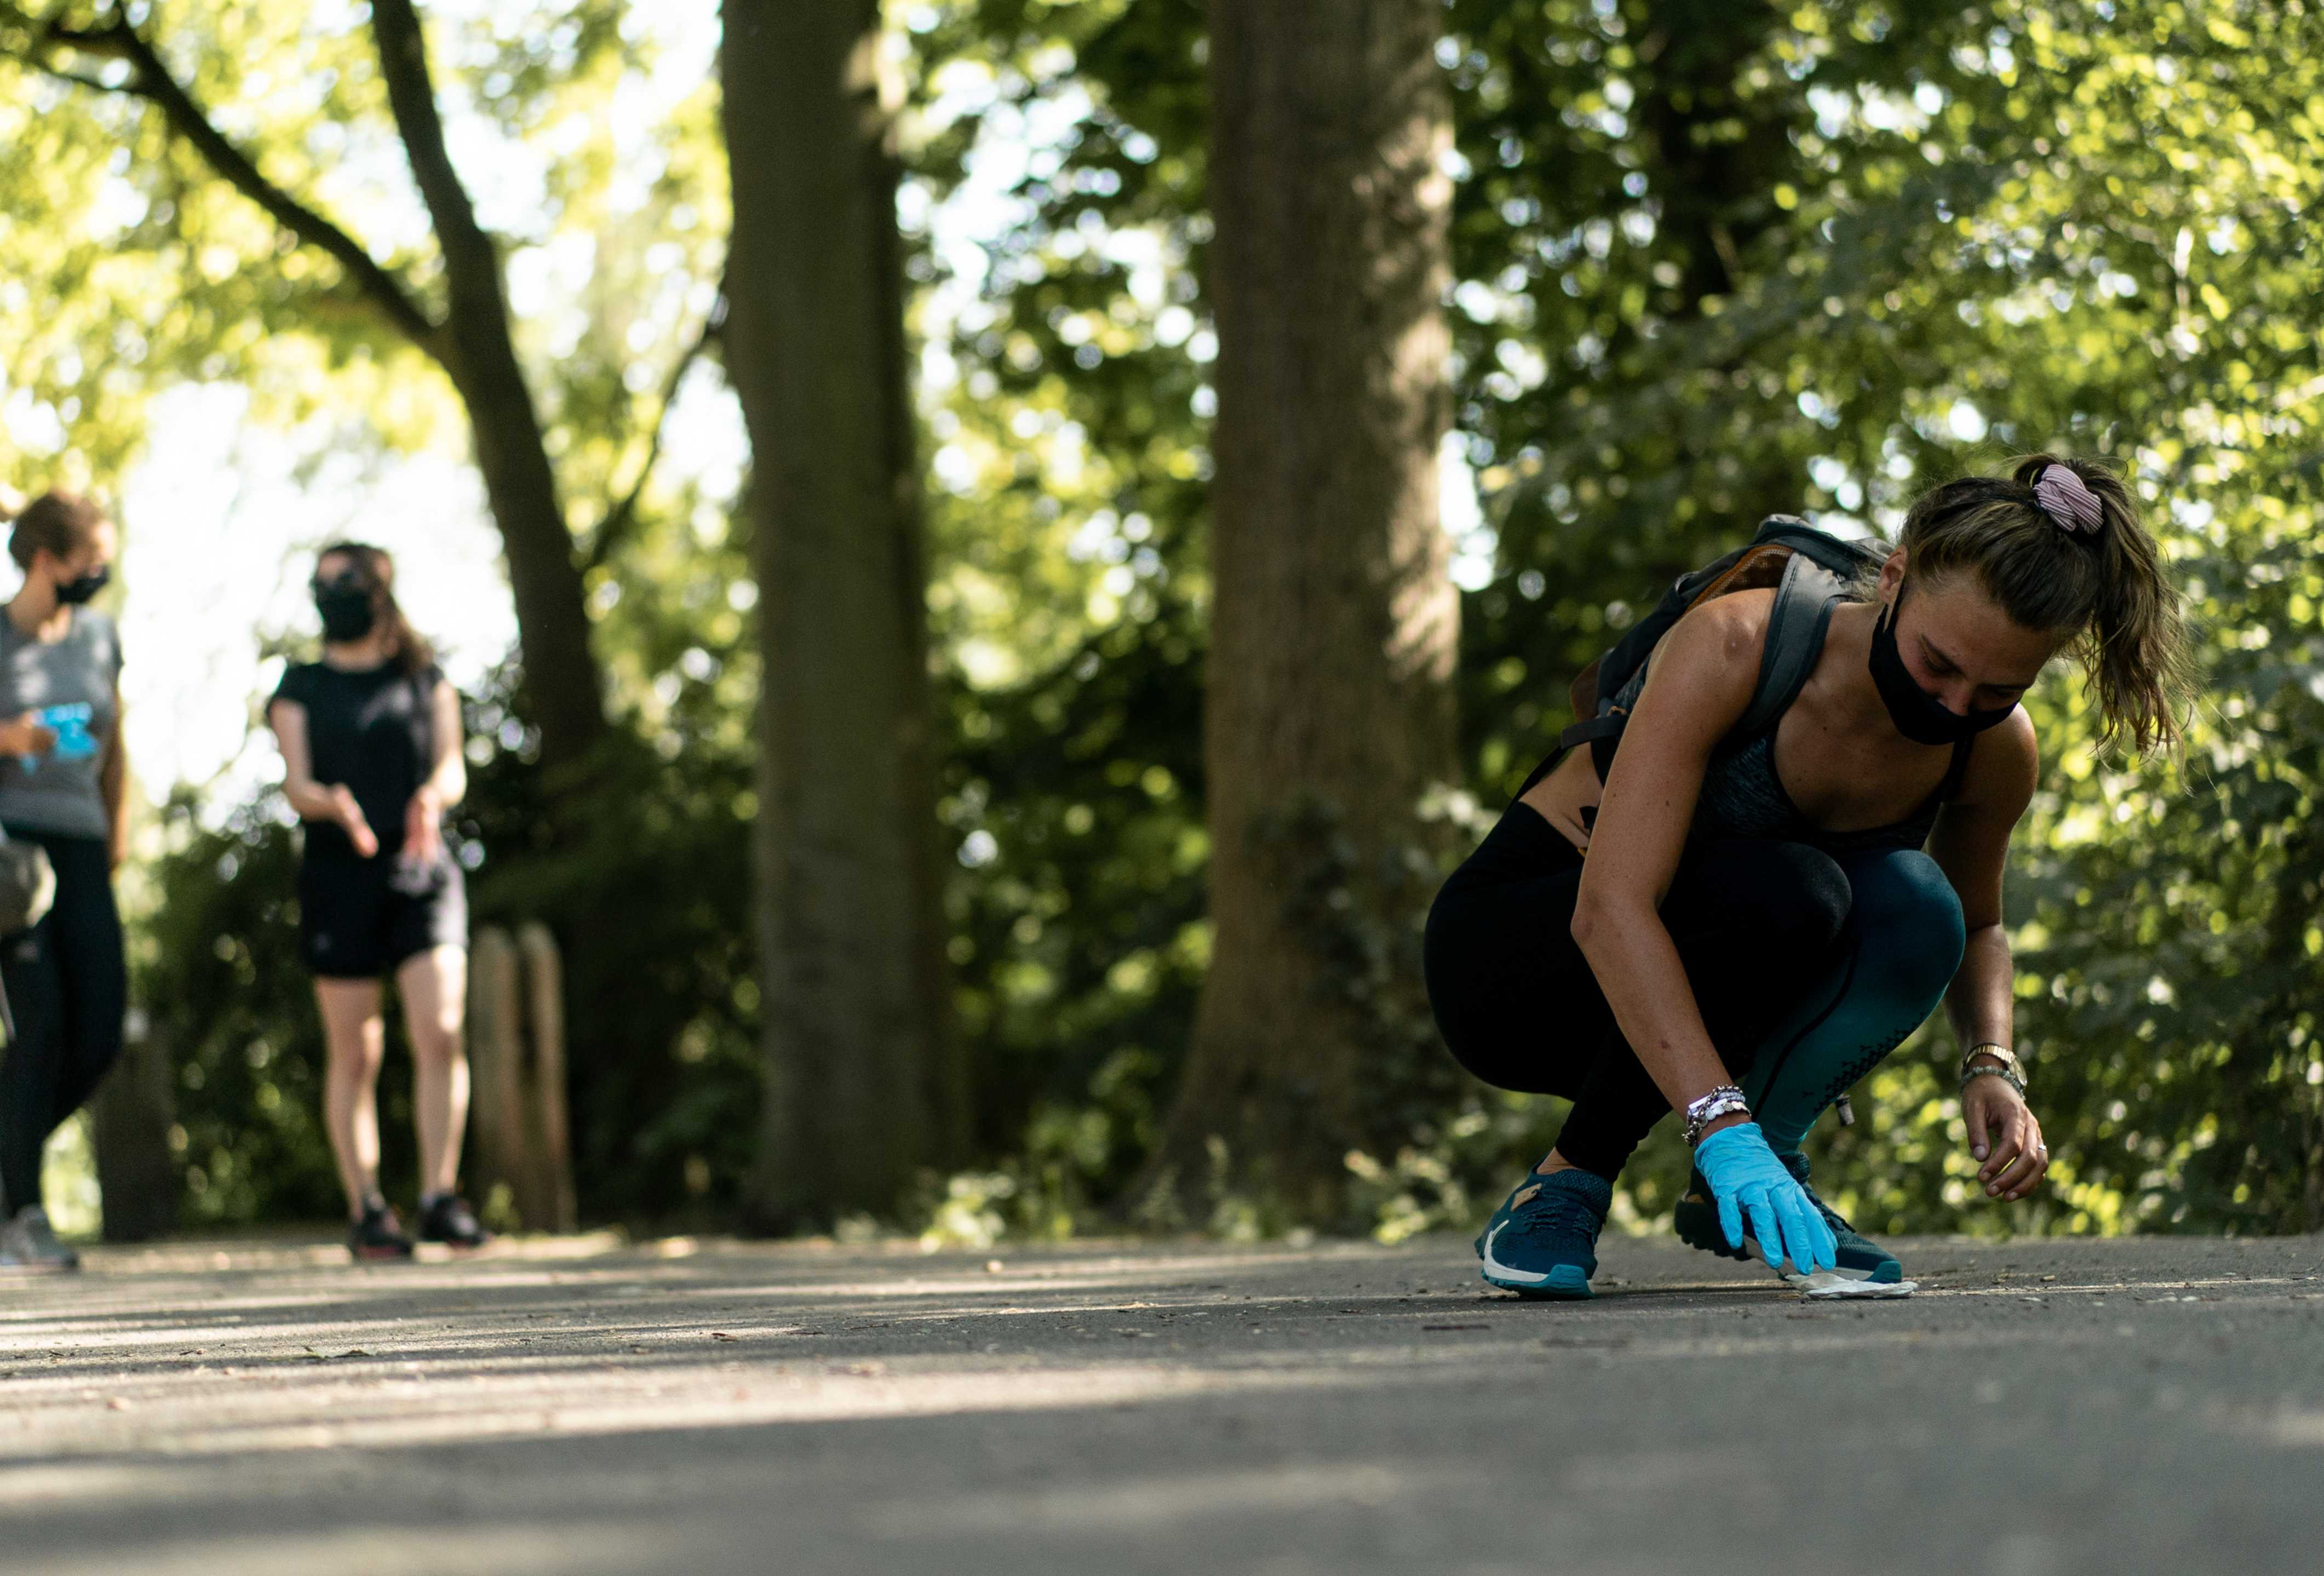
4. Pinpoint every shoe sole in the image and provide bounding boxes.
[351,1246,414,1262]
[1680,1197,1904,1285]
[1484,1265,1593,1299]
[1738,1236,1912,1297]
[1478,1223,1595,1299]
